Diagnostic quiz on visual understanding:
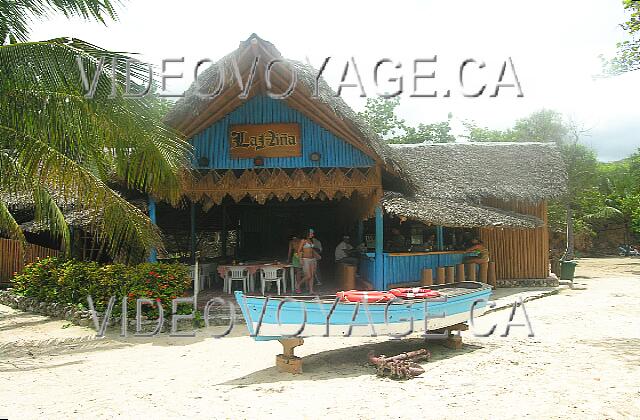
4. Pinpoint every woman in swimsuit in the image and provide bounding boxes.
[296,230,317,293]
